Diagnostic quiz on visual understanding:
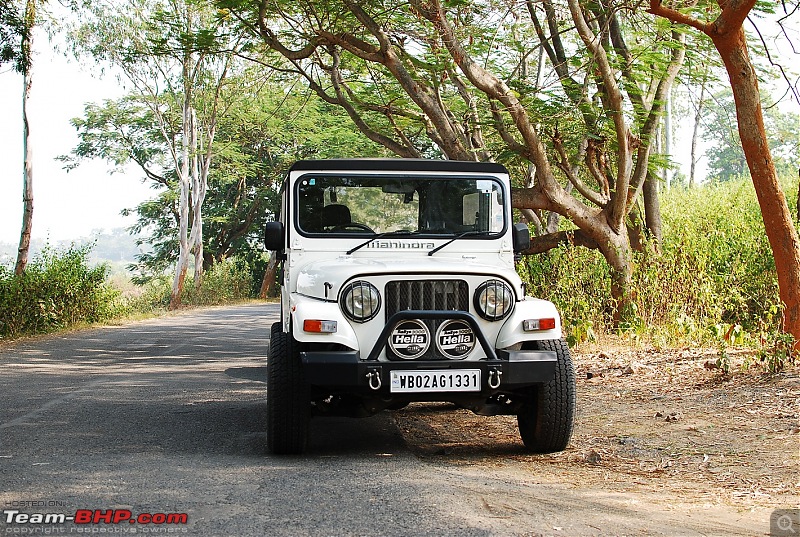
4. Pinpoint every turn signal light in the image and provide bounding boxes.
[303,320,338,333]
[523,318,556,331]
